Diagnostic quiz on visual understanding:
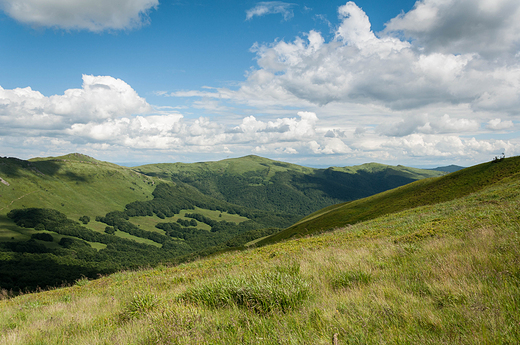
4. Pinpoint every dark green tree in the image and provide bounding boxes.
[79,215,90,224]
